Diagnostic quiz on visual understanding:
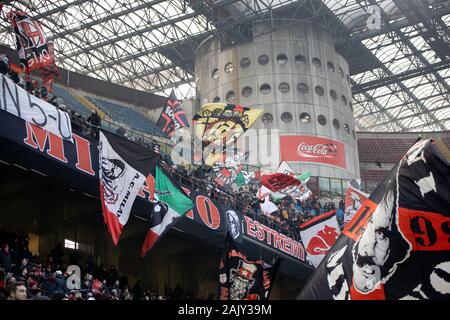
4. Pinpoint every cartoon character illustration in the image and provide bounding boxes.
[101,157,126,204]
[345,191,362,224]
[226,210,241,240]
[229,261,258,300]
